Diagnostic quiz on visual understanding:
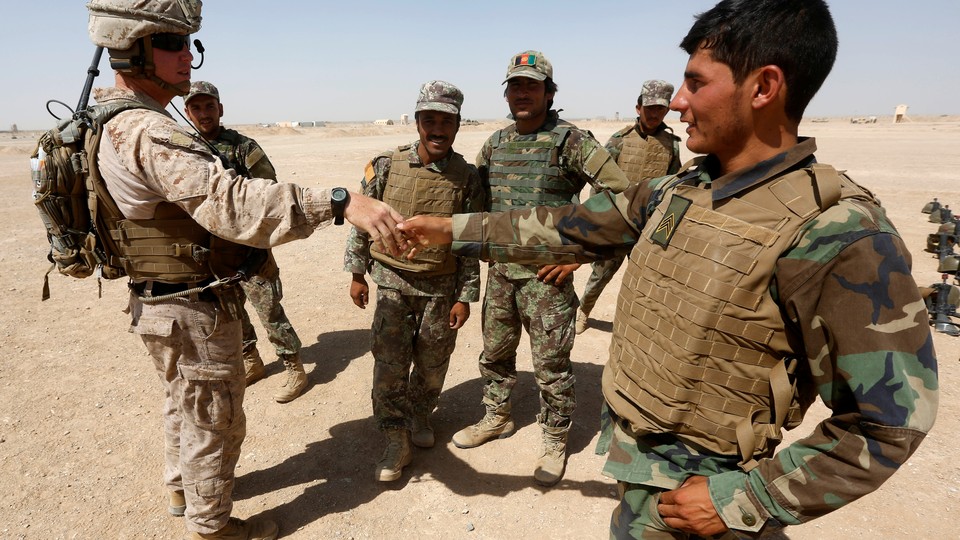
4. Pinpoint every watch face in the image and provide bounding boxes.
[332,188,348,203]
